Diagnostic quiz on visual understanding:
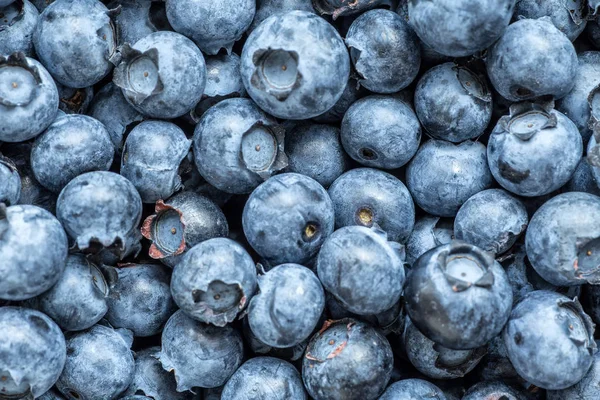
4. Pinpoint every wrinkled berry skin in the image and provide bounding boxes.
[0,155,21,206]
[0,204,68,300]
[31,114,114,193]
[415,62,492,143]
[33,0,116,88]
[408,0,515,57]
[406,139,493,217]
[345,10,420,94]
[241,11,350,119]
[514,0,587,41]
[243,173,335,266]
[0,307,66,398]
[171,238,257,327]
[548,351,600,399]
[56,171,142,256]
[56,324,135,400]
[486,19,577,102]
[405,215,454,266]
[248,263,325,348]
[0,0,39,56]
[462,381,528,400]
[378,379,447,400]
[405,241,513,350]
[159,310,244,391]
[222,357,307,400]
[302,319,393,400]
[341,95,421,169]
[526,192,600,286]
[328,168,415,243]
[0,54,58,143]
[109,0,158,46]
[249,0,315,33]
[504,291,597,390]
[565,158,600,195]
